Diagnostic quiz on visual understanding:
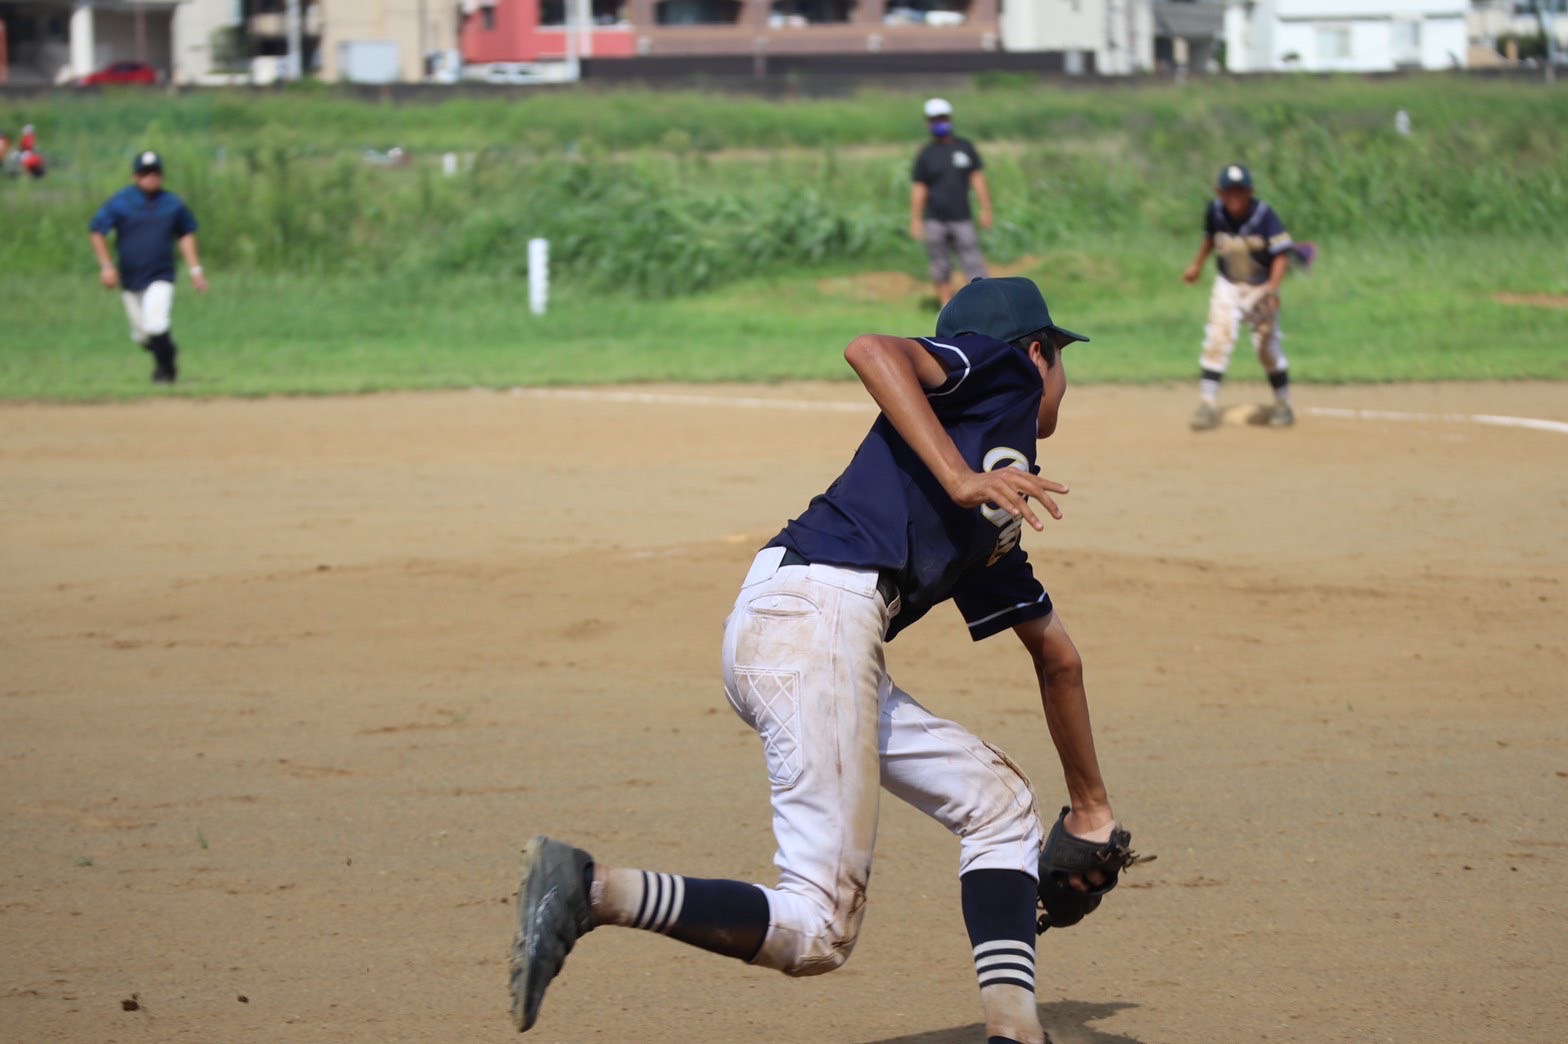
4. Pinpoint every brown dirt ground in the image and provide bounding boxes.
[2,381,1565,1044]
